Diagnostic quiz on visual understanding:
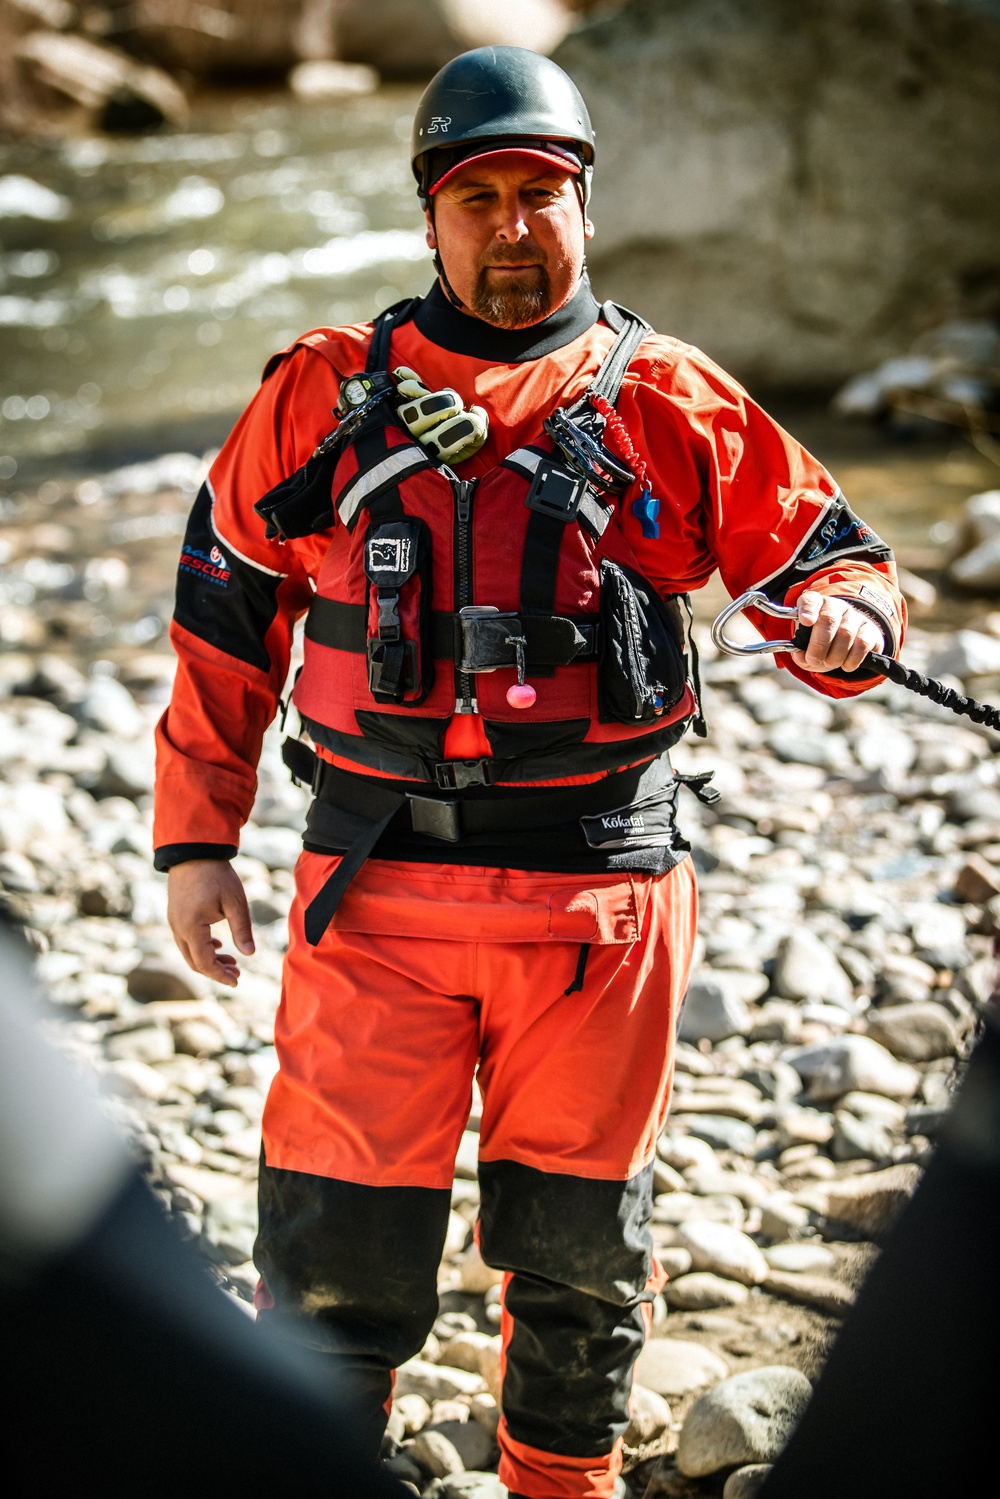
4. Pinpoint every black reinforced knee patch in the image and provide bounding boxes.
[478,1158,655,1456]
